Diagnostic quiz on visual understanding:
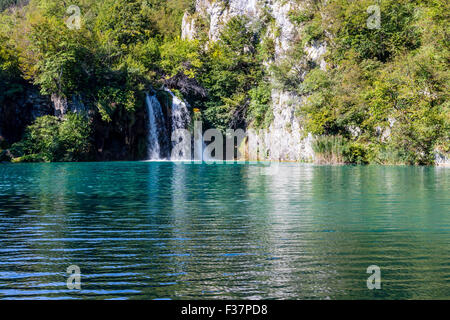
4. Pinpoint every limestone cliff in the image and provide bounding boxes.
[182,0,325,161]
